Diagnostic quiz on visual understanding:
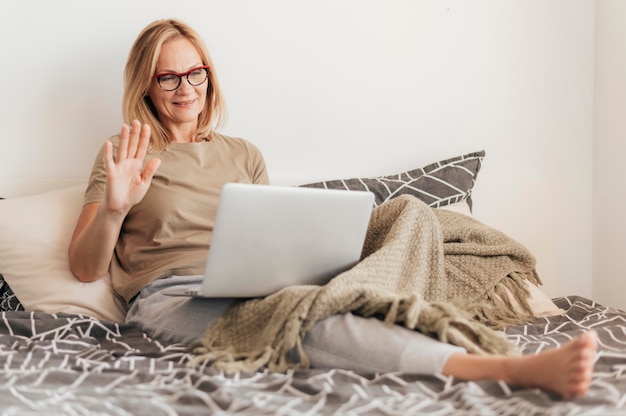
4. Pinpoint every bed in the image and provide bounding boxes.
[1,151,625,415]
